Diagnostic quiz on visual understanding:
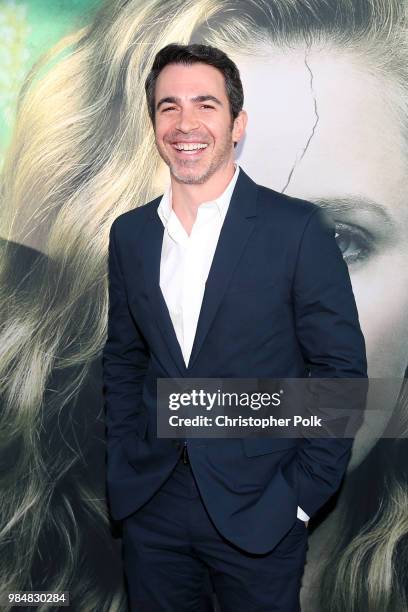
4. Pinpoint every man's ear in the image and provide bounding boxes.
[232,109,248,144]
